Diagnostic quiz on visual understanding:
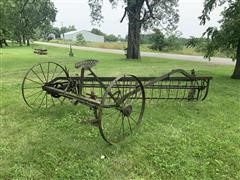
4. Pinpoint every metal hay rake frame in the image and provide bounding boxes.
[22,60,212,144]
